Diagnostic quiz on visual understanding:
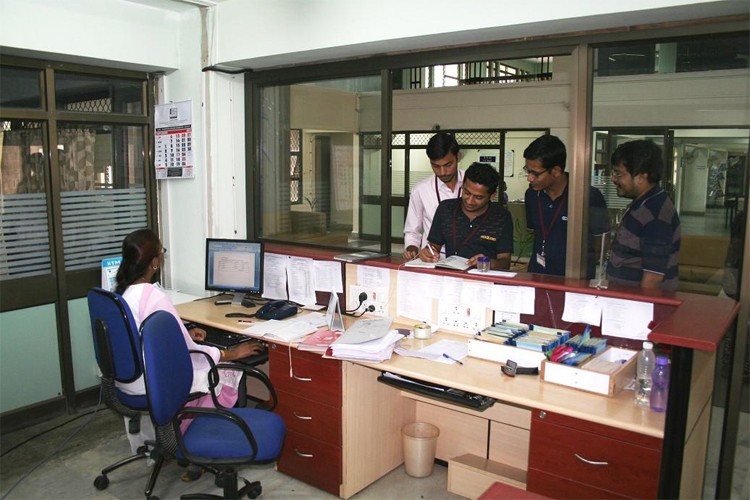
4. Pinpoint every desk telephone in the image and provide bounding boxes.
[255,300,298,321]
